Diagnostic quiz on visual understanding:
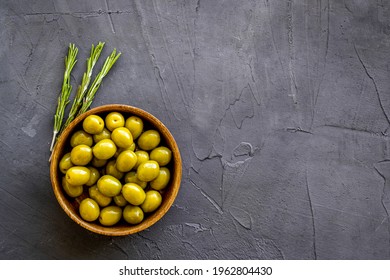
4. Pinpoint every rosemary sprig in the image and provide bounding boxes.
[77,49,121,115]
[50,43,78,151]
[62,42,105,130]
